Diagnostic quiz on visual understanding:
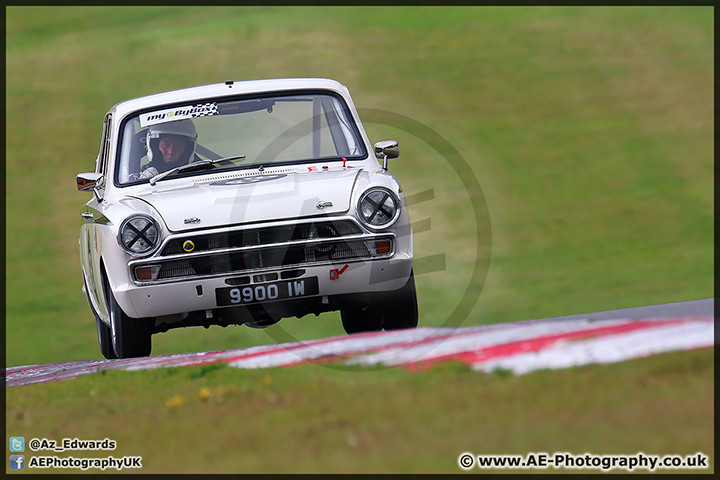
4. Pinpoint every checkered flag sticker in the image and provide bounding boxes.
[190,102,218,118]
[140,103,219,127]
